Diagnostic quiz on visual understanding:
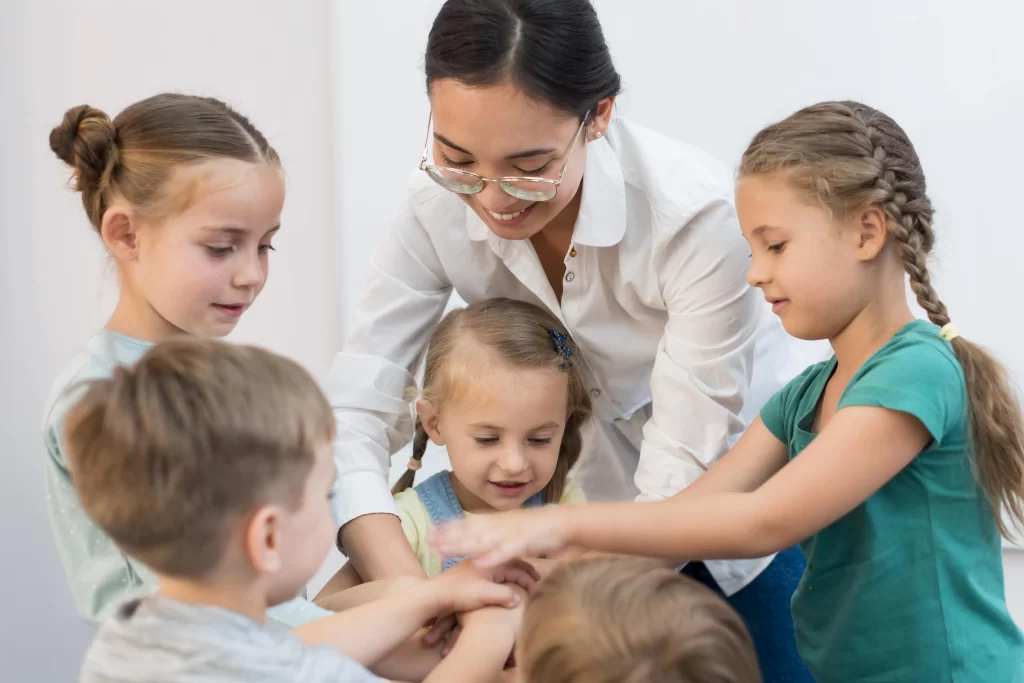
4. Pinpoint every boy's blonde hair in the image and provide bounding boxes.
[392,298,592,504]
[518,557,761,683]
[63,338,335,579]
